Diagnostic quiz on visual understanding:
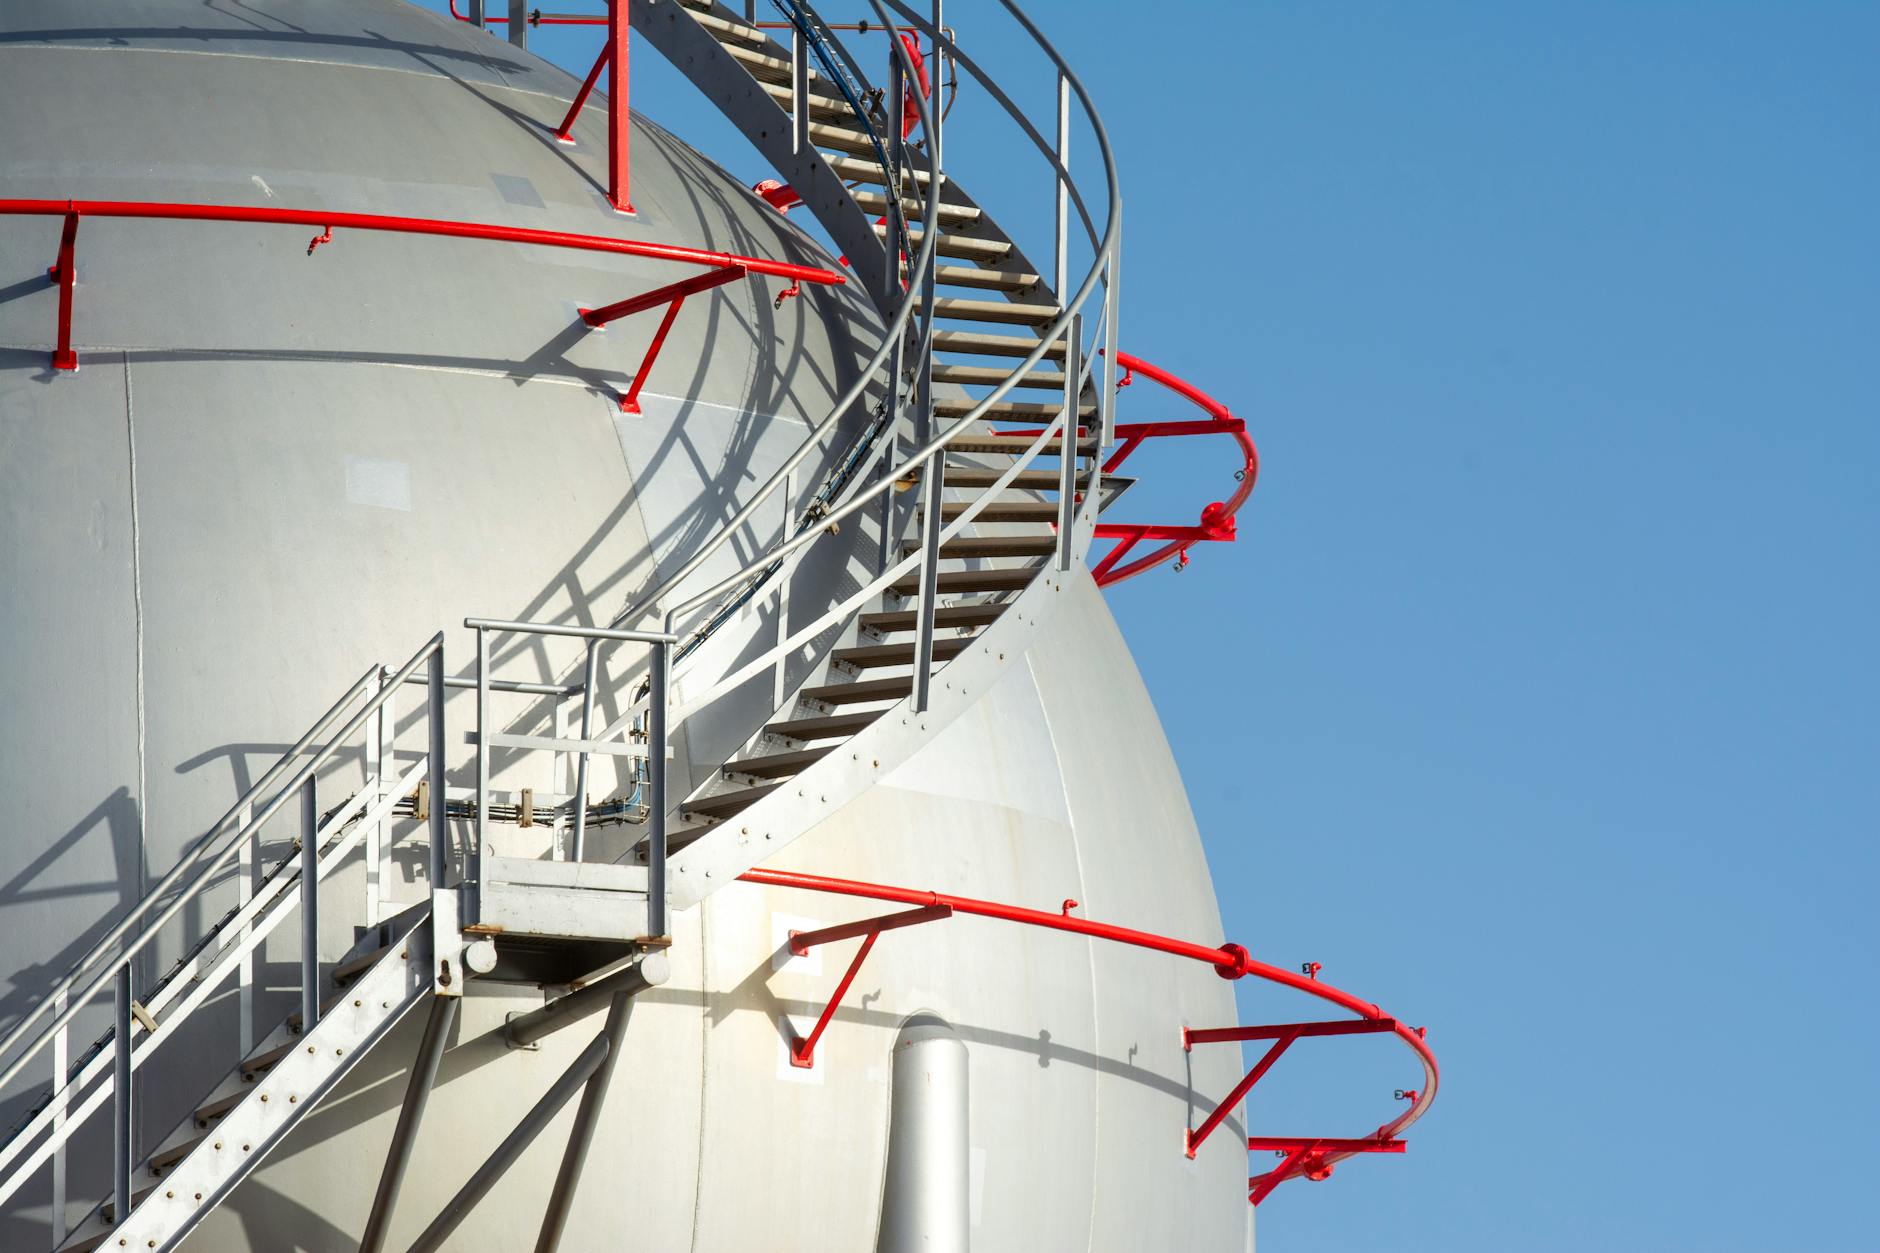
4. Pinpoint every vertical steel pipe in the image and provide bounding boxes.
[111,964,132,1224]
[607,0,632,212]
[572,640,599,862]
[50,992,67,1246]
[300,775,319,1033]
[790,19,809,155]
[1057,314,1082,571]
[474,625,490,921]
[358,994,459,1253]
[1053,71,1069,302]
[876,1014,969,1252]
[426,645,447,893]
[646,638,669,939]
